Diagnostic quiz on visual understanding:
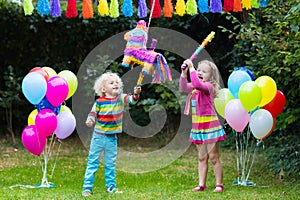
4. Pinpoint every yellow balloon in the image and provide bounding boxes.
[255,76,277,107]
[42,67,57,79]
[60,105,72,114]
[58,70,78,100]
[28,109,38,125]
